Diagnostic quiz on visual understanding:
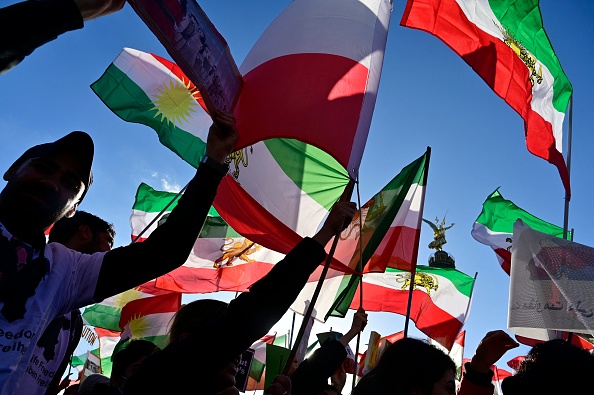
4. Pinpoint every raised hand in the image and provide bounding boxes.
[206,110,240,164]
[470,330,519,373]
[73,0,126,21]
